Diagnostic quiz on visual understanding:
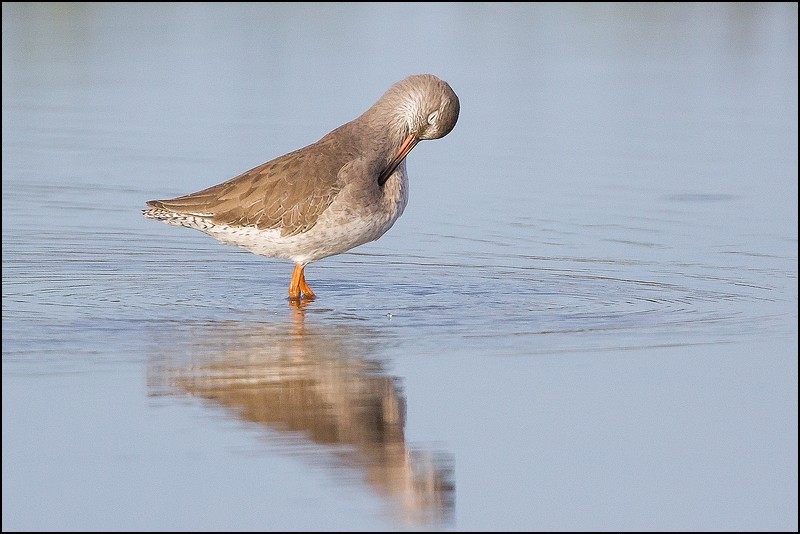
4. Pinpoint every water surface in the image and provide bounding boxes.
[3,3,797,531]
